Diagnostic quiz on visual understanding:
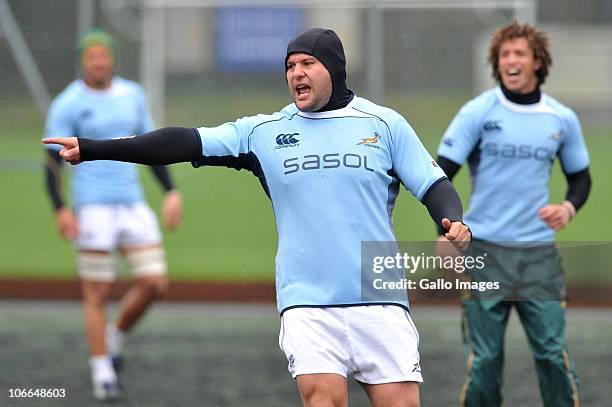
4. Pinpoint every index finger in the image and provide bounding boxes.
[42,137,77,148]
